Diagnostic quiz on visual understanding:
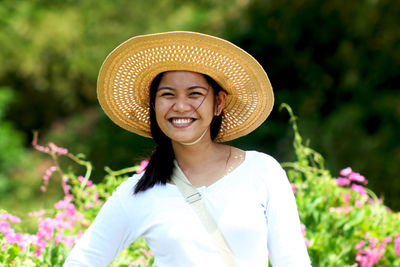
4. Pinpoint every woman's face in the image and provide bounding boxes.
[154,71,225,145]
